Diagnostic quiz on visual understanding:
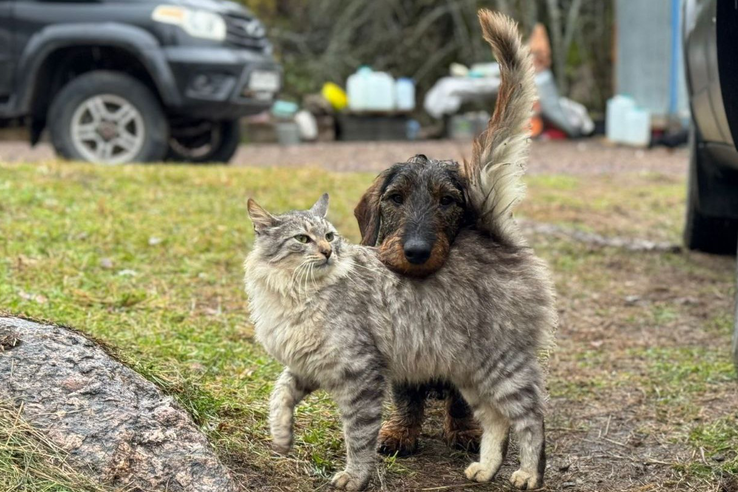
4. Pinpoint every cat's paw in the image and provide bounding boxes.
[331,470,368,491]
[271,440,291,455]
[510,469,542,490]
[464,462,497,482]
